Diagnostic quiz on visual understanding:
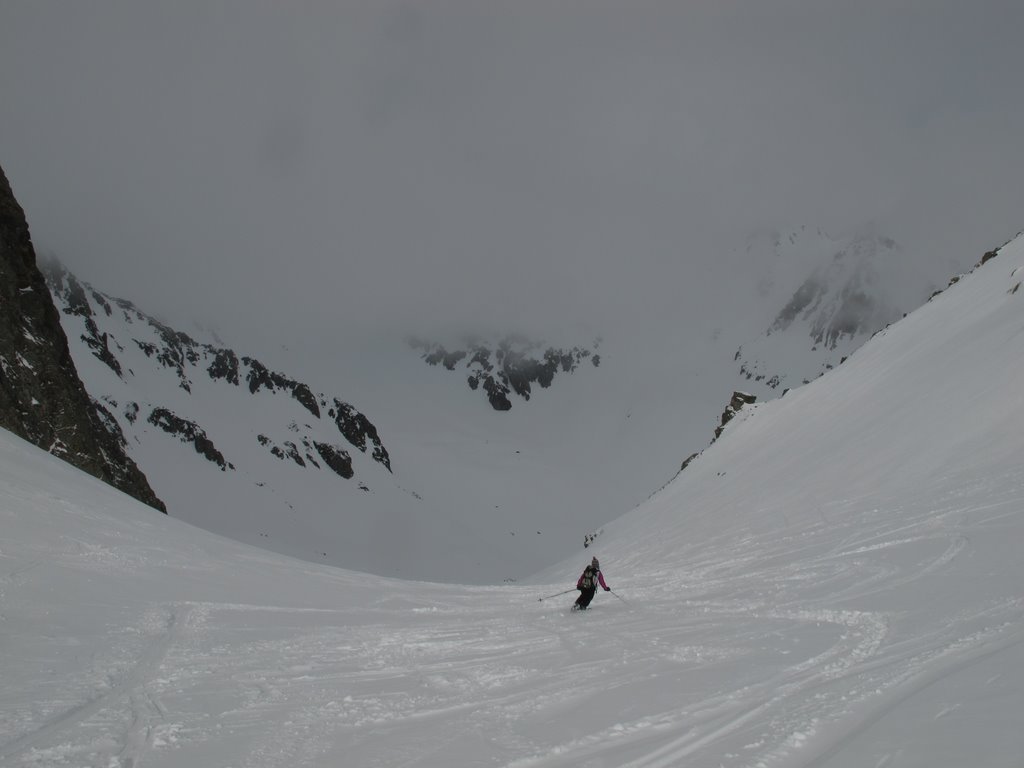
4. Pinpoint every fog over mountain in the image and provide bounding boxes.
[1,1,1020,353]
